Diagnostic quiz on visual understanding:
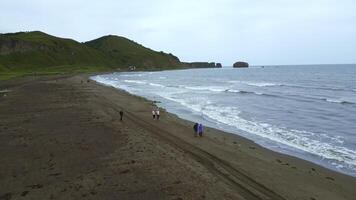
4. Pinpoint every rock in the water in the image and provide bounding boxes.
[233,61,249,68]
[216,63,222,68]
